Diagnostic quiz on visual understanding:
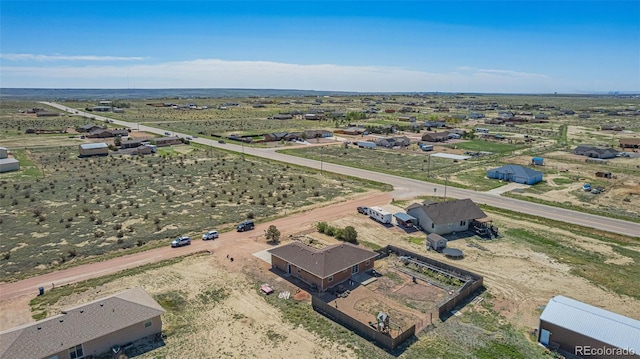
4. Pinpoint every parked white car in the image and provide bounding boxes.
[202,230,219,240]
[171,236,191,247]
